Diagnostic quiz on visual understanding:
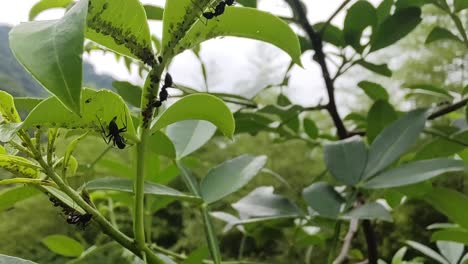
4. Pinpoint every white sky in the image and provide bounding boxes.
[0,0,381,107]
